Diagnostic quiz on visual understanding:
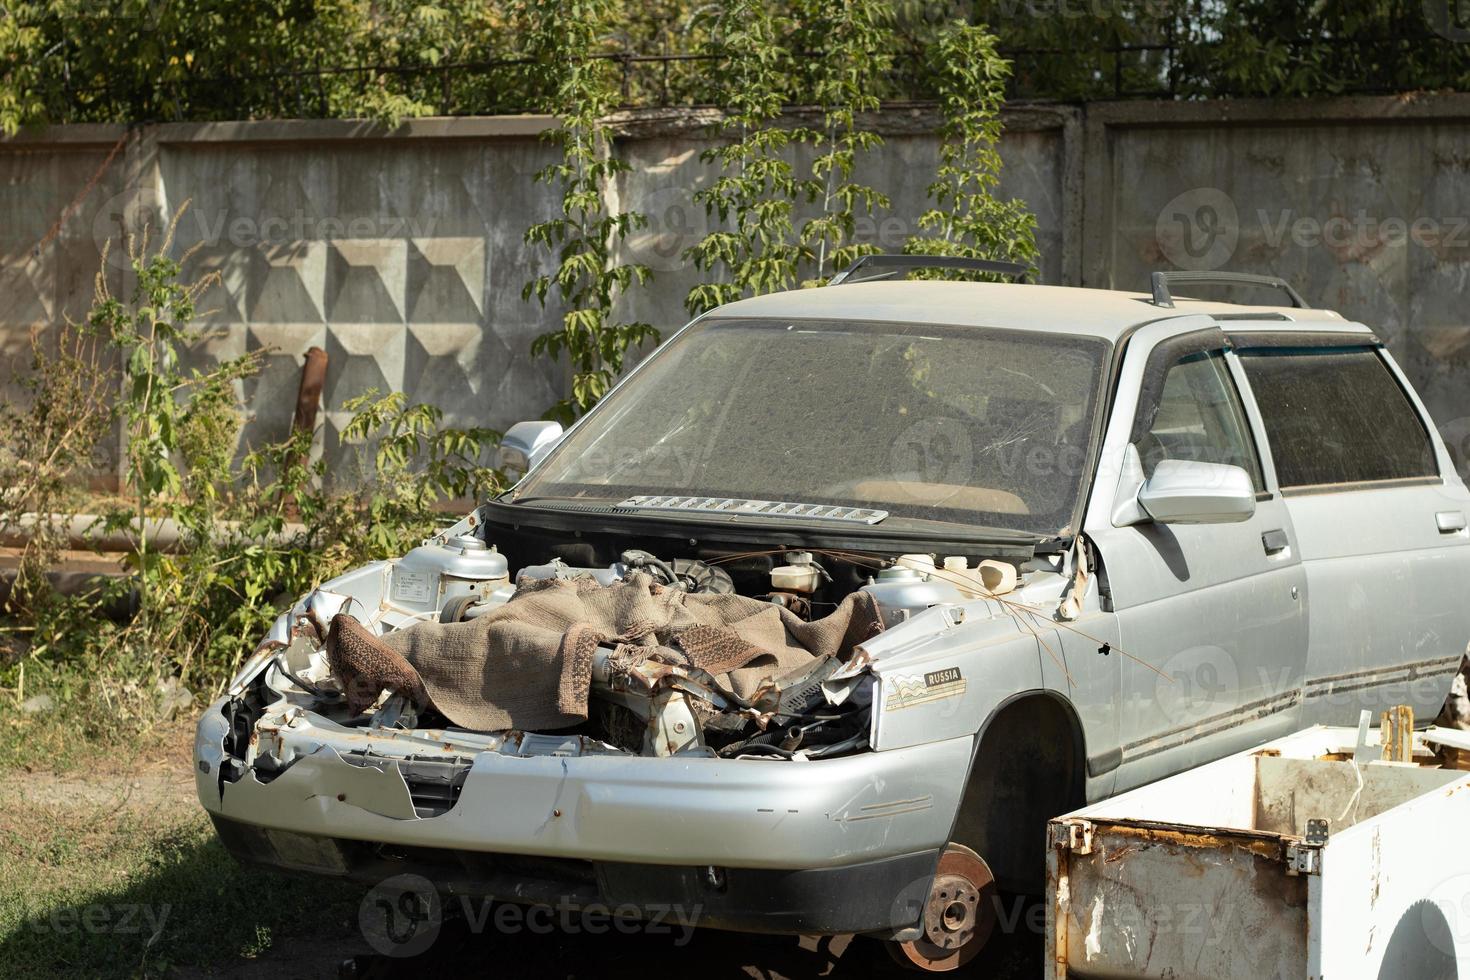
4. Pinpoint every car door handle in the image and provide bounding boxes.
[1262,529,1290,556]
[1438,511,1468,533]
